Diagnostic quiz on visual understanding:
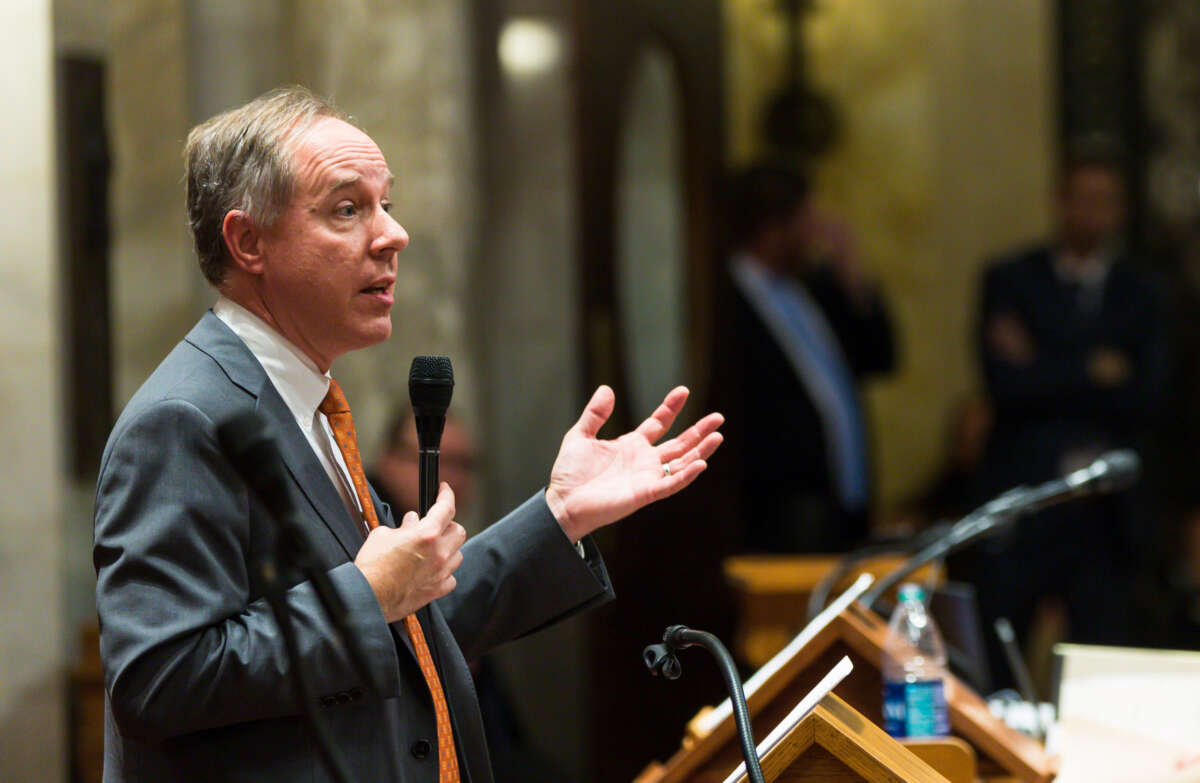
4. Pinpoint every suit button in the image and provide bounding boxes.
[411,739,432,759]
[335,691,351,705]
